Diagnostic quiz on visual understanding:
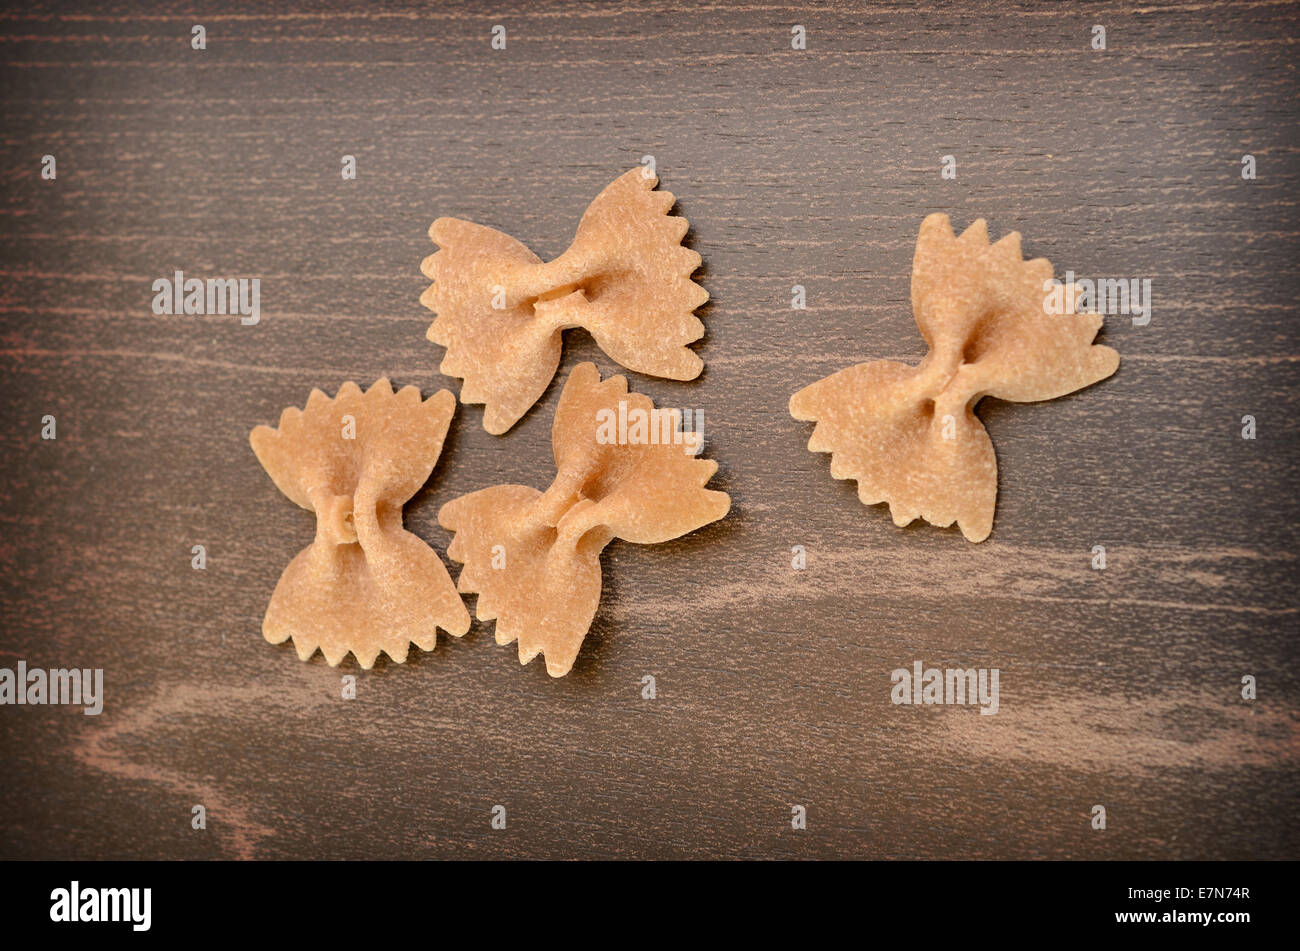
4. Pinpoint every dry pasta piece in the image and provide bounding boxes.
[420,167,708,434]
[790,214,1120,543]
[439,362,730,676]
[250,379,470,667]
